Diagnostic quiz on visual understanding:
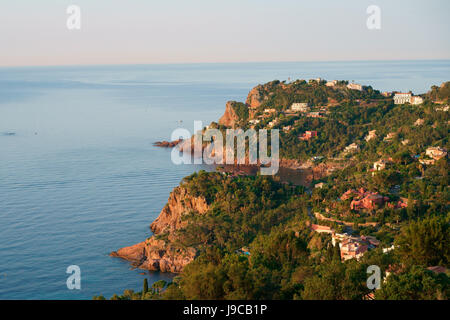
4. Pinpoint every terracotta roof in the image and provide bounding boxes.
[427,266,447,274]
